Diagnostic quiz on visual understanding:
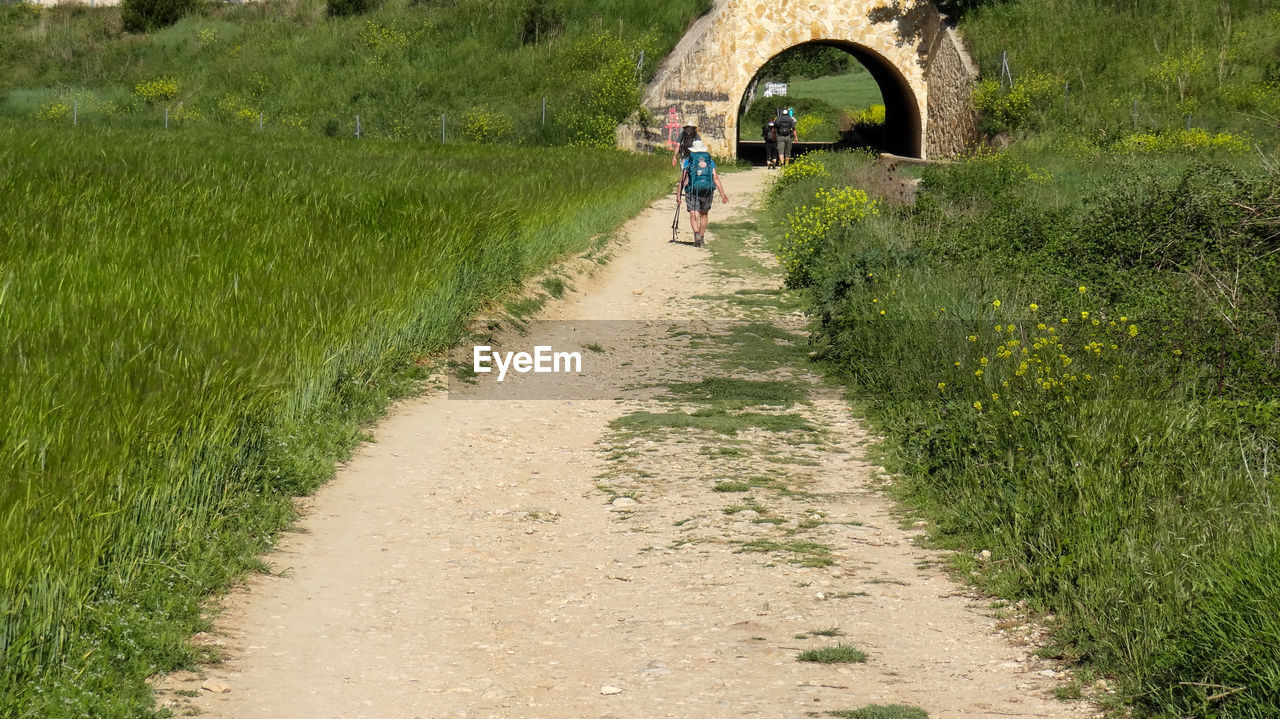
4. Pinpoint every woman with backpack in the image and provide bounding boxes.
[676,140,730,247]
